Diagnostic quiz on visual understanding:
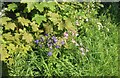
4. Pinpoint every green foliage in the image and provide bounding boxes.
[1,2,118,77]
